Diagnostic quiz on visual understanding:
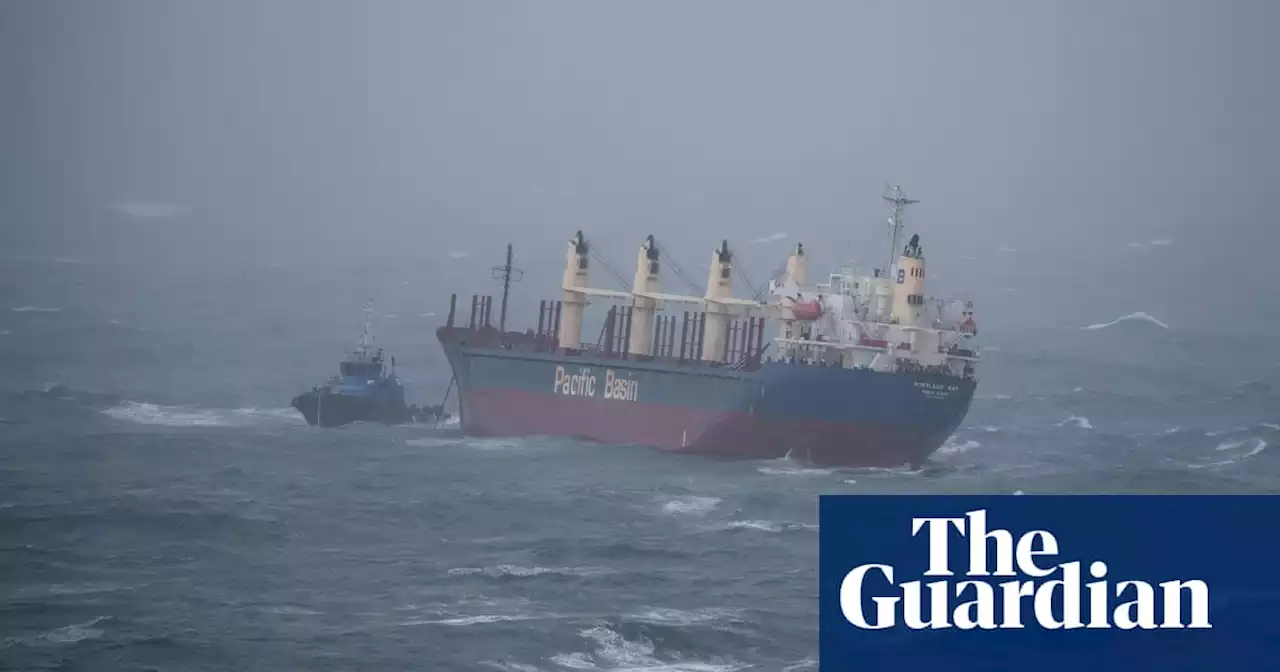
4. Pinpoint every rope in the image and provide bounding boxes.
[653,241,702,294]
[431,376,454,429]
[590,249,632,291]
